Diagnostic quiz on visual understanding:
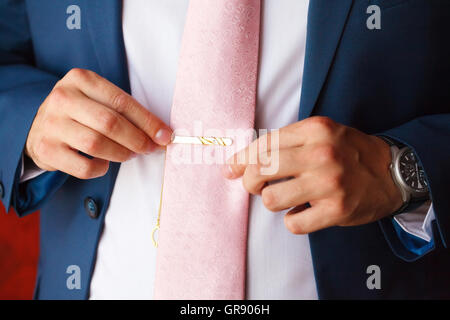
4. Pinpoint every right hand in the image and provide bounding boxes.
[25,68,173,179]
